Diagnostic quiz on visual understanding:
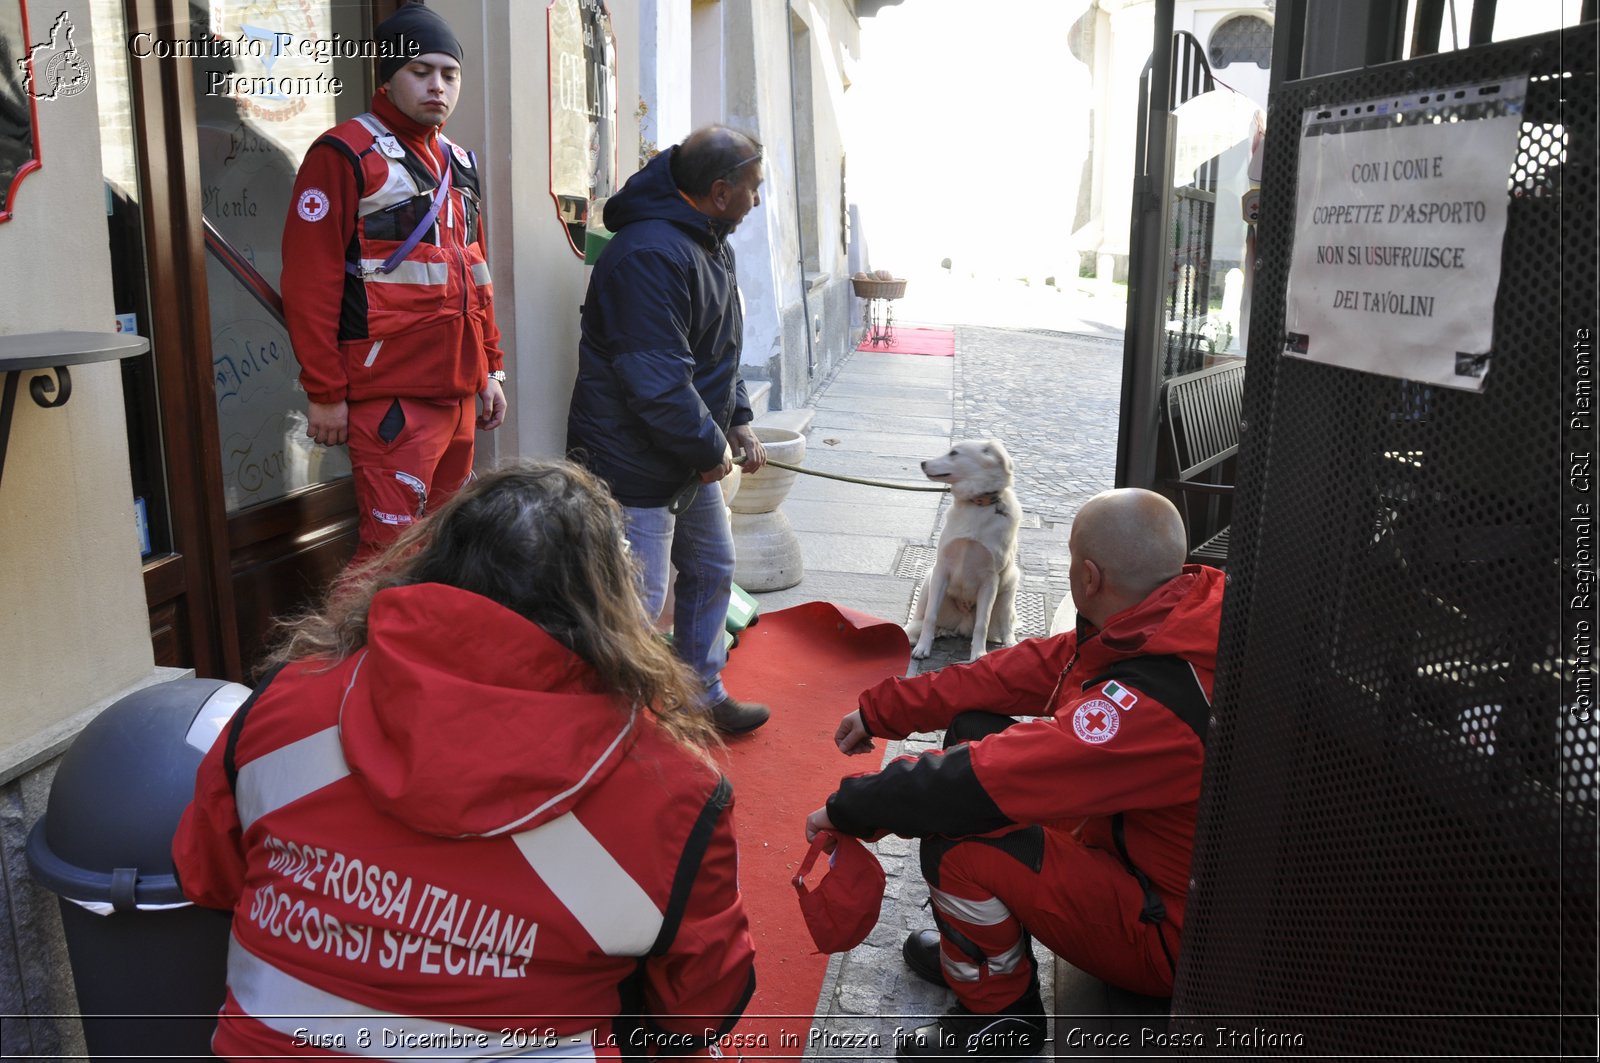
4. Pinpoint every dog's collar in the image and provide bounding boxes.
[969,492,1001,507]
